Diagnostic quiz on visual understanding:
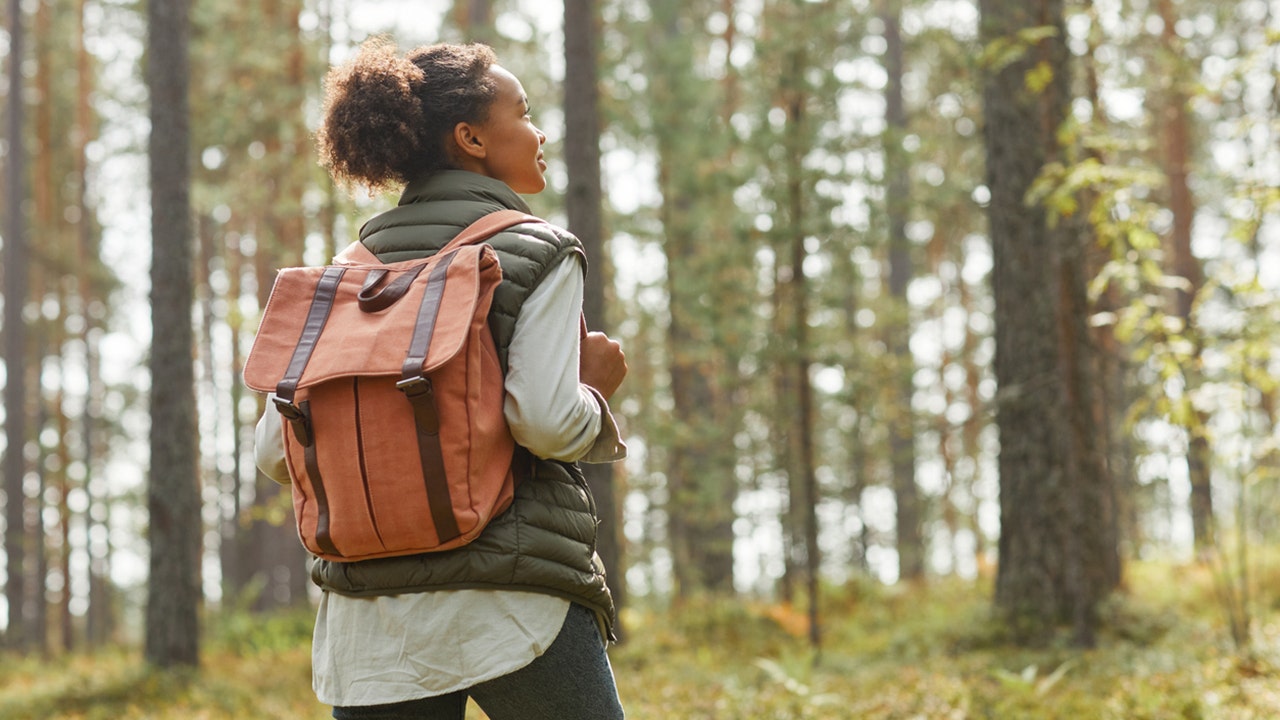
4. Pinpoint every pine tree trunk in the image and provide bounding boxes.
[75,0,111,647]
[649,1,737,596]
[453,0,493,42]
[785,86,820,650]
[3,0,29,653]
[31,0,54,657]
[33,405,48,654]
[1156,0,1212,554]
[146,0,201,668]
[1079,0,1136,557]
[564,0,627,619]
[980,0,1118,646]
[881,0,924,582]
[773,20,824,650]
[222,232,248,600]
[837,250,871,576]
